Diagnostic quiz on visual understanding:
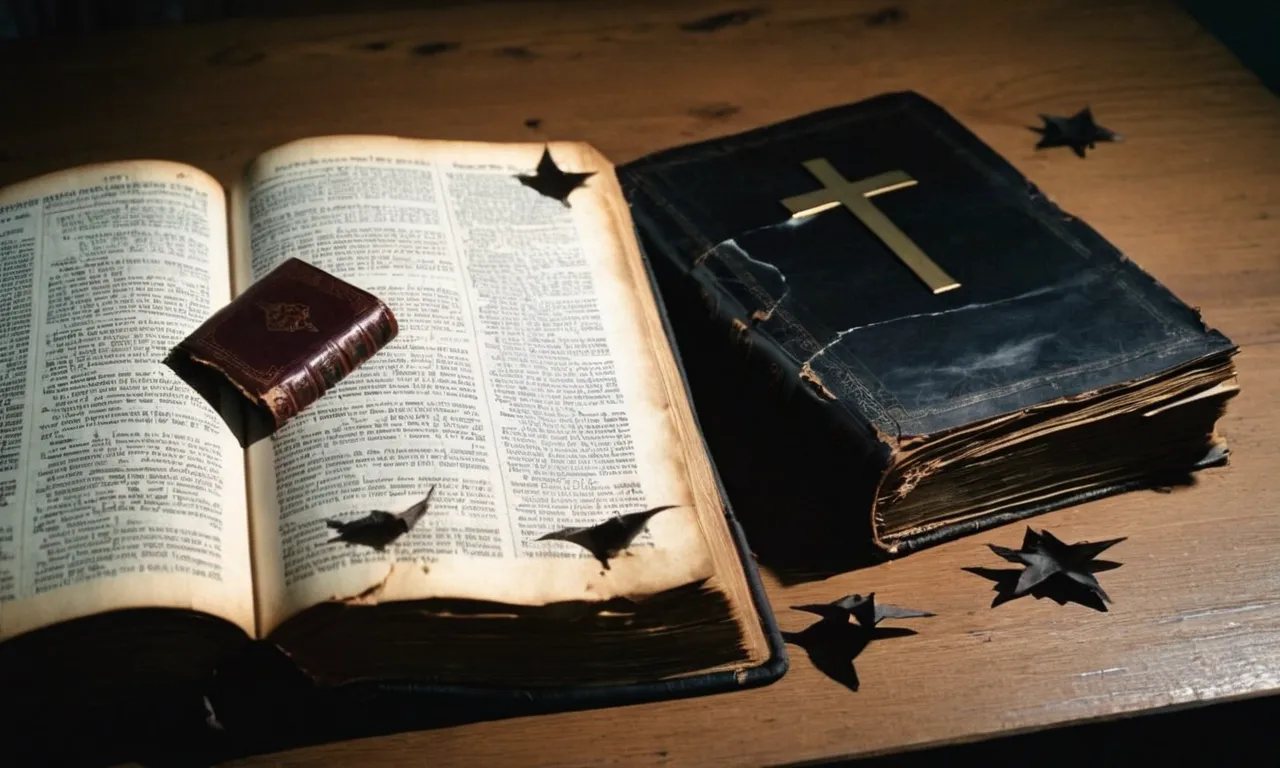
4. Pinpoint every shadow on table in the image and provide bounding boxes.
[788,689,1280,767]
[649,256,891,586]
[782,621,918,694]
[694,379,891,585]
[15,637,768,767]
